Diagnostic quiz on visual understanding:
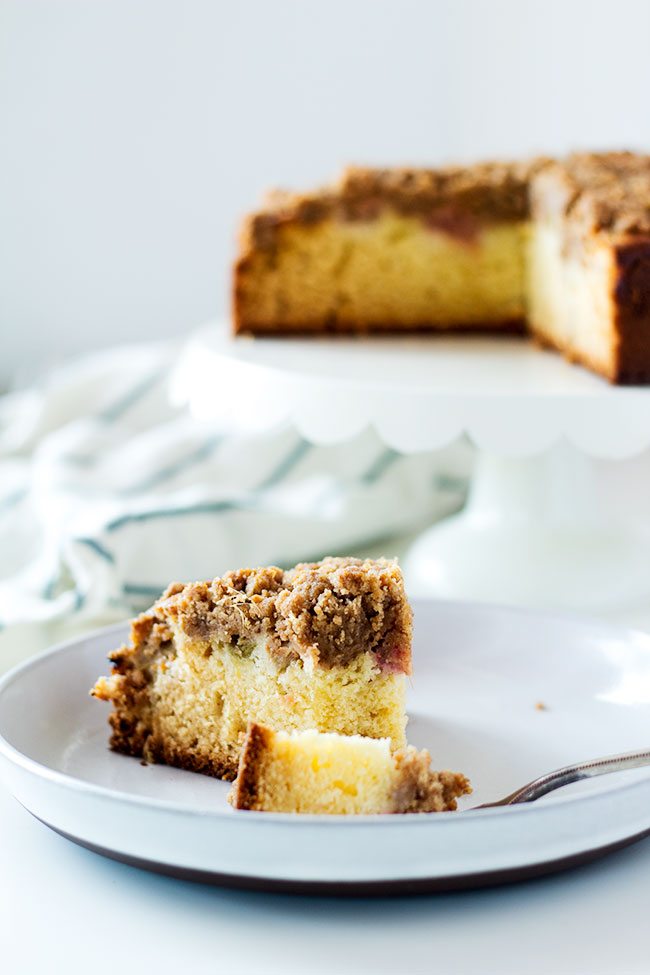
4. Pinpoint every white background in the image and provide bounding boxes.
[2,0,650,383]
